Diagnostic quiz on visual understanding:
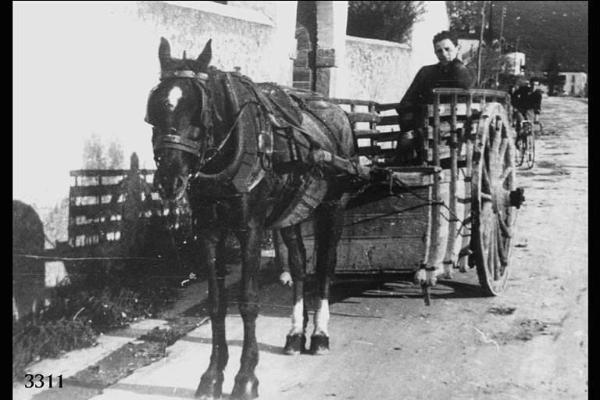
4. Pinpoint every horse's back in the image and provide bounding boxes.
[302,99,355,159]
